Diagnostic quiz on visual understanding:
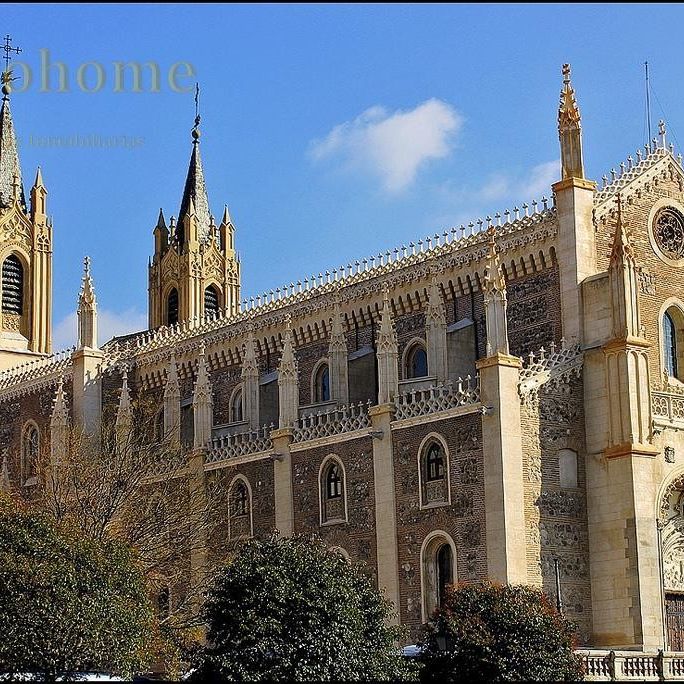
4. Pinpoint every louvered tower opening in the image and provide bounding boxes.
[2,254,24,315]
[167,288,179,326]
[204,285,219,317]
